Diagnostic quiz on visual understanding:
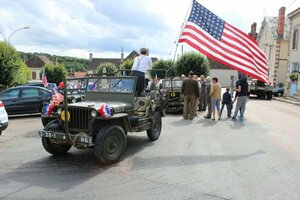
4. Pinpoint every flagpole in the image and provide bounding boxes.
[172,0,193,62]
